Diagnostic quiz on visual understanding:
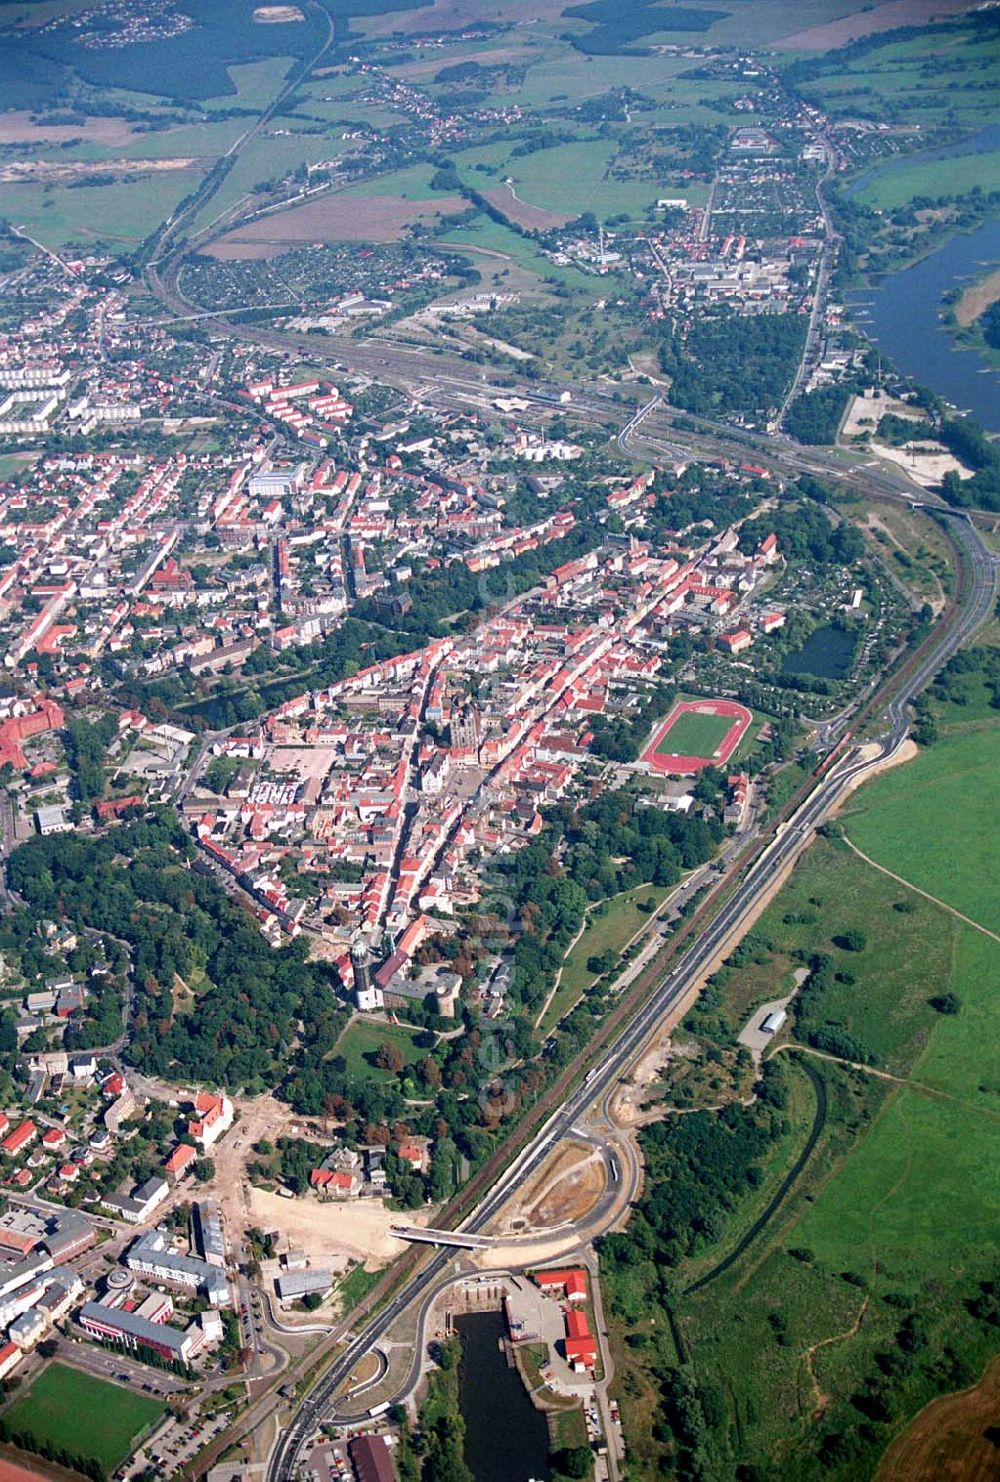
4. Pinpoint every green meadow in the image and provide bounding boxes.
[845,729,1000,936]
